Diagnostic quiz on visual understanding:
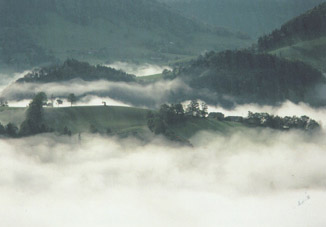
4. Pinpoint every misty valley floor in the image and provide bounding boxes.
[1,128,326,227]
